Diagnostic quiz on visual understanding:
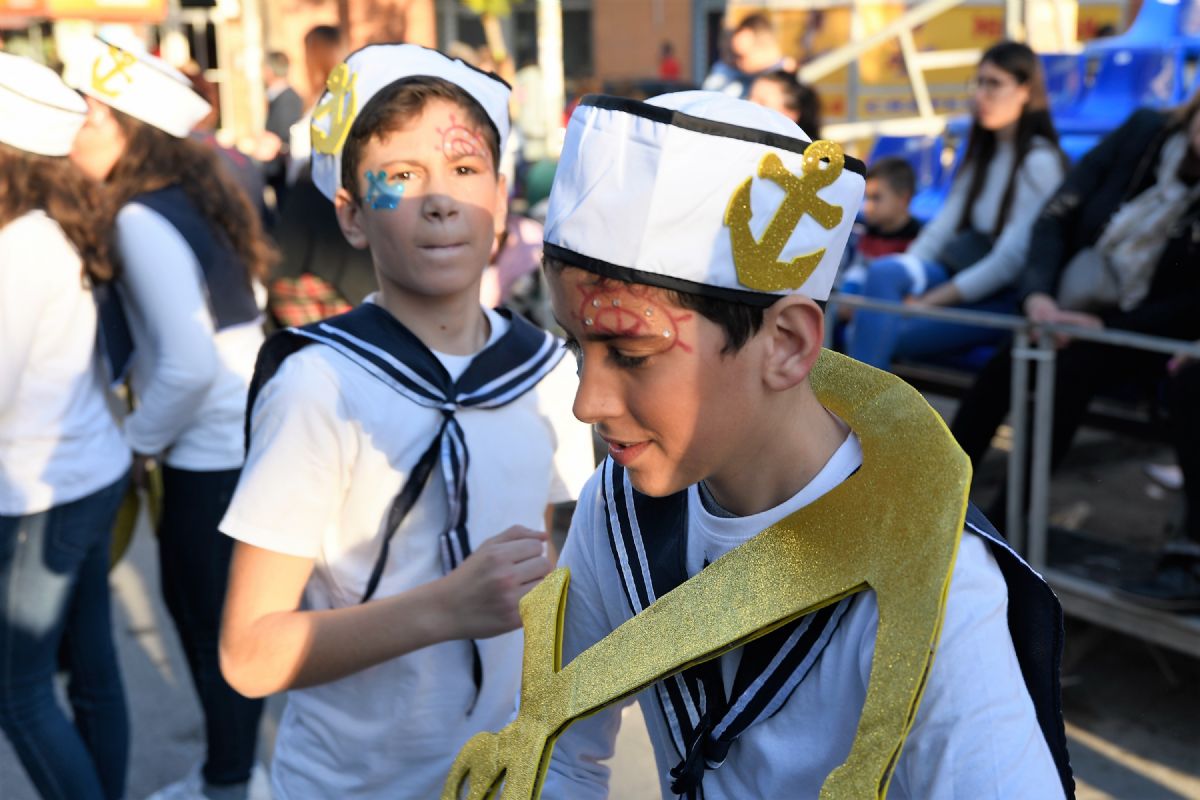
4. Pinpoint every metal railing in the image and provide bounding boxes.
[825,292,1200,656]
